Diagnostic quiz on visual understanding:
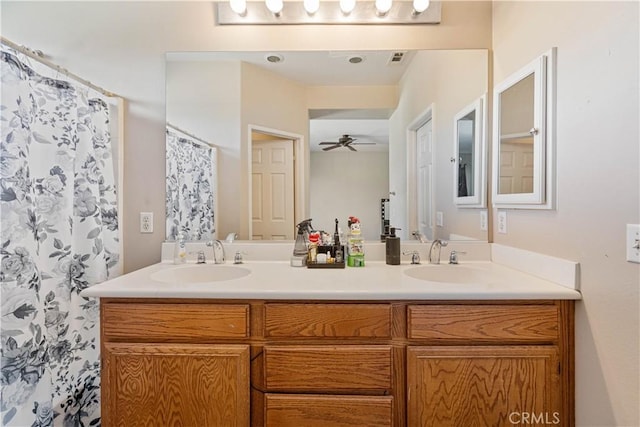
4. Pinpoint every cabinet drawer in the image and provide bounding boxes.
[265,394,393,427]
[265,303,391,338]
[264,345,392,392]
[102,303,249,341]
[408,304,559,343]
